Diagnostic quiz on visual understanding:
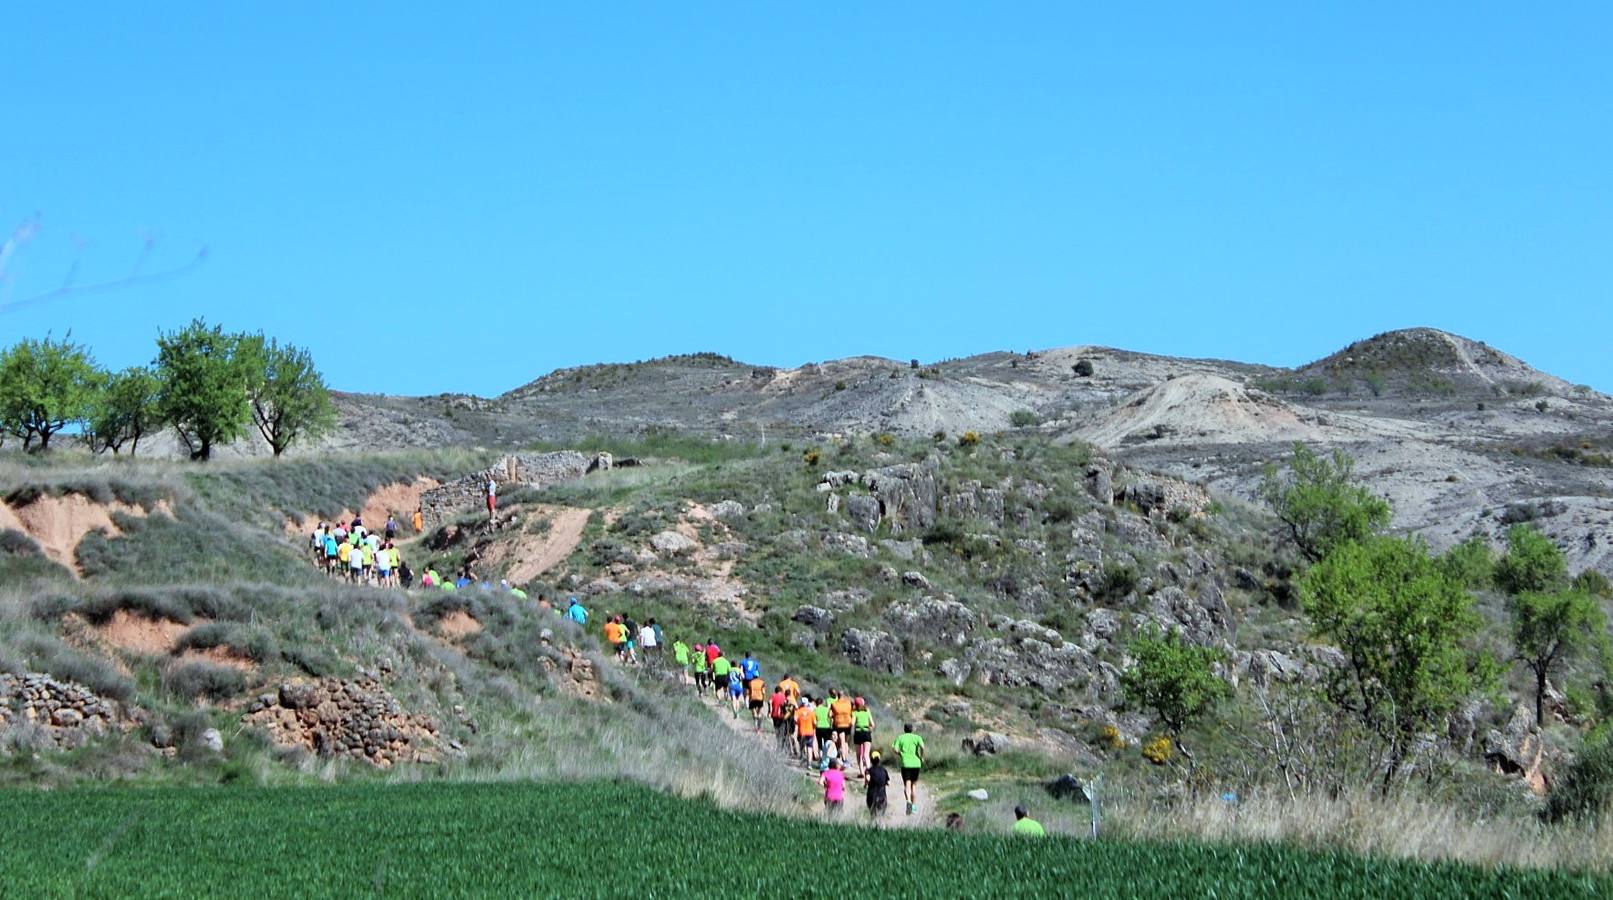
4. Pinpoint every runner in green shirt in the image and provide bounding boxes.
[1012,806,1047,837]
[851,700,875,778]
[711,655,732,699]
[891,723,926,815]
[813,696,833,754]
[672,641,691,685]
[692,646,709,694]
